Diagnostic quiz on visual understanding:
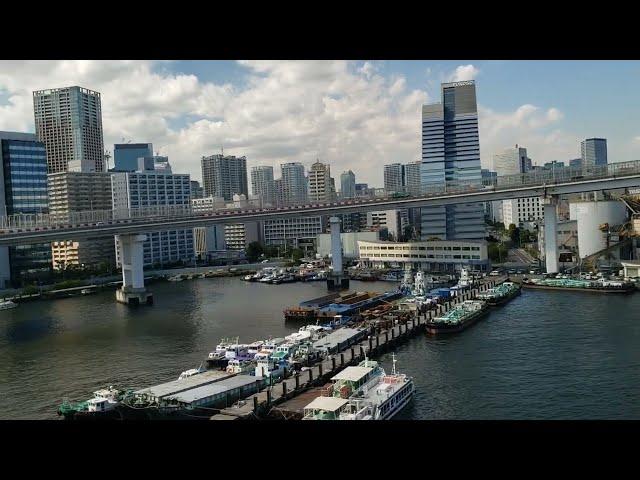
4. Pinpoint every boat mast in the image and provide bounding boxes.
[392,353,397,375]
